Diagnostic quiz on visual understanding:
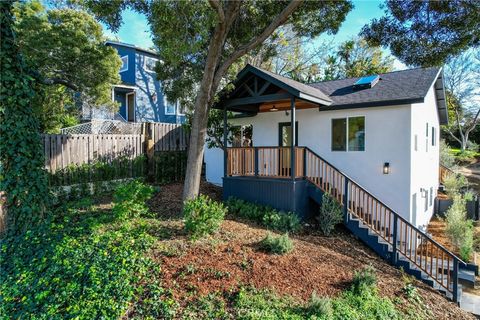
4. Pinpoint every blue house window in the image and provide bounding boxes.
[120,55,128,73]
[164,97,176,115]
[144,56,158,73]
